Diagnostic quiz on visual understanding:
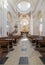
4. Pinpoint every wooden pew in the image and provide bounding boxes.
[12,34,22,45]
[35,36,43,47]
[0,49,3,59]
[0,37,9,61]
[38,40,45,57]
[0,40,9,53]
[27,34,45,57]
[35,37,45,57]
[37,40,45,51]
[0,36,14,51]
[27,34,39,45]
